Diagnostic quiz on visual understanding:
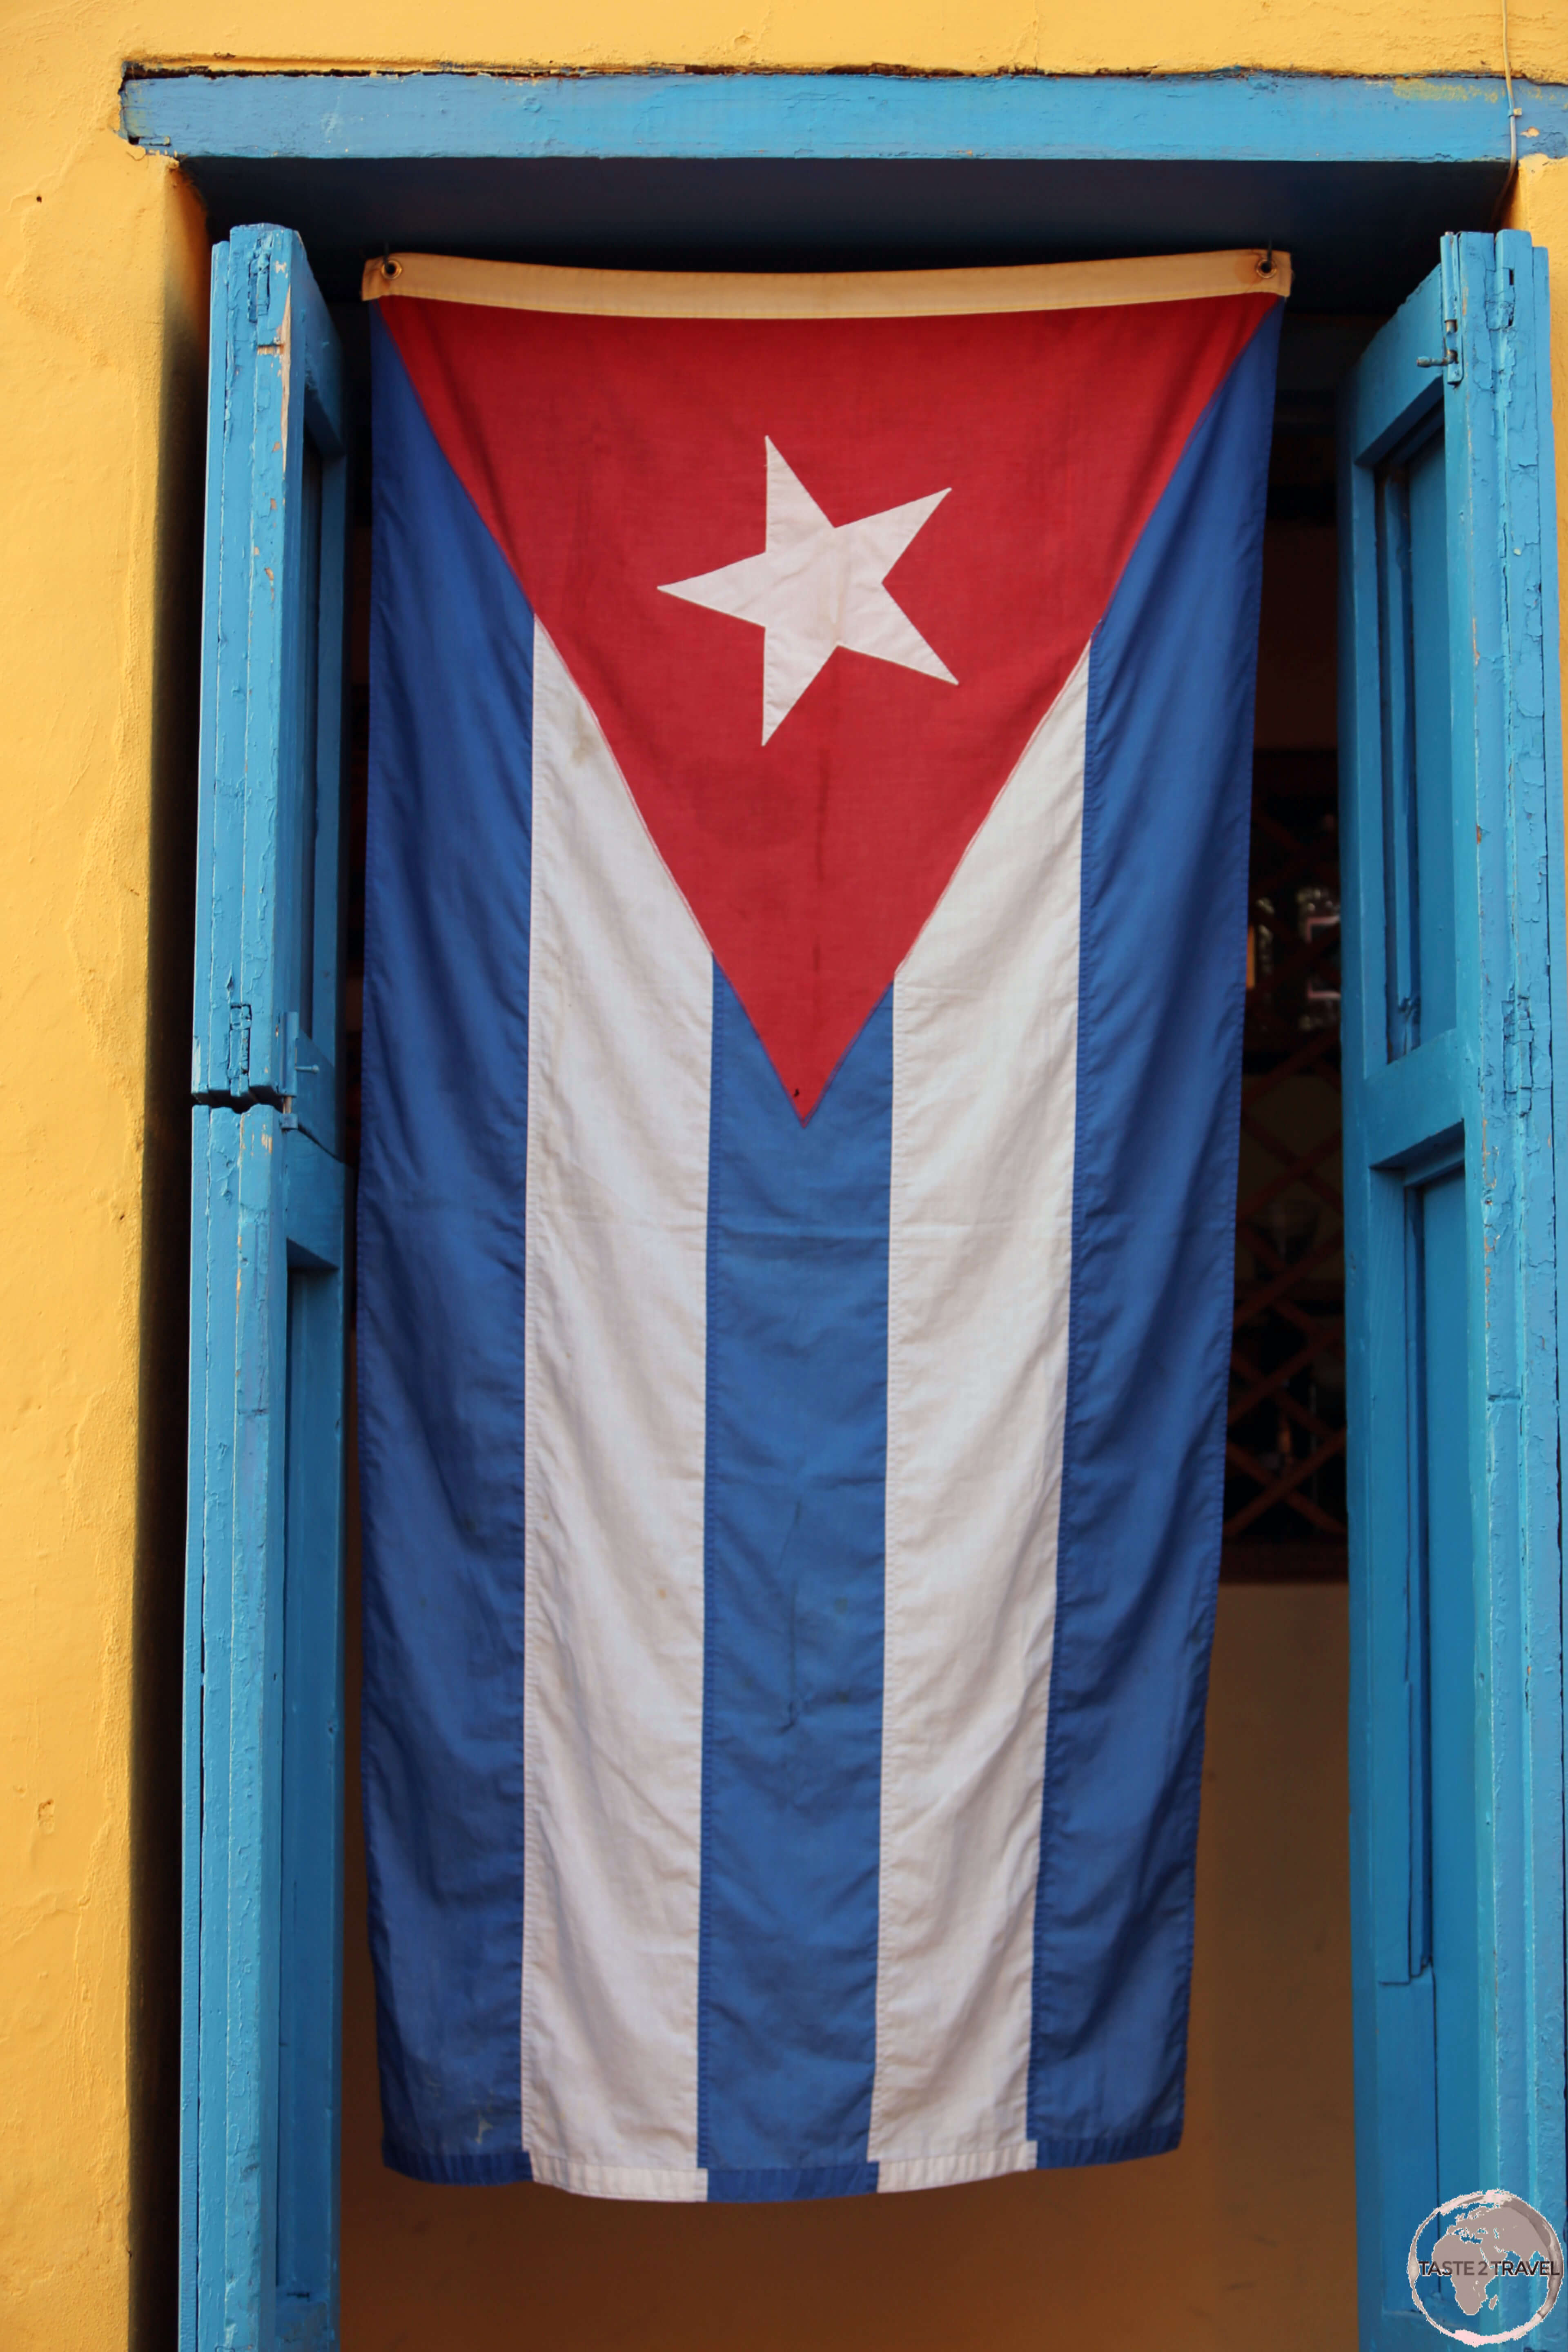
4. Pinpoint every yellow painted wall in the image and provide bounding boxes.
[96,0,1568,80]
[3,0,1568,2345]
